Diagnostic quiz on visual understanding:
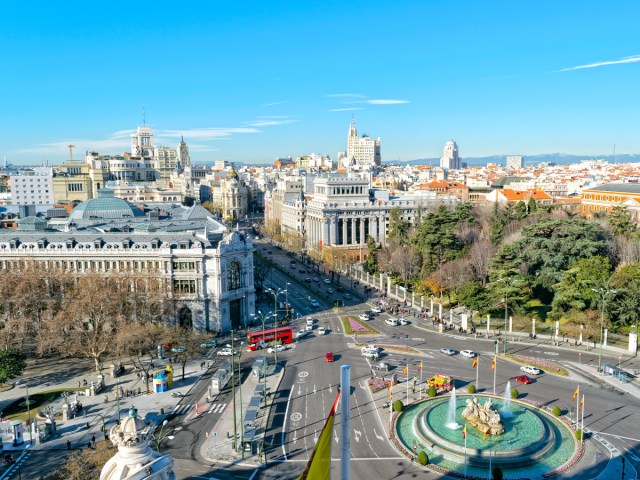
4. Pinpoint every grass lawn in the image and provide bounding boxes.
[340,316,381,335]
[4,388,83,420]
